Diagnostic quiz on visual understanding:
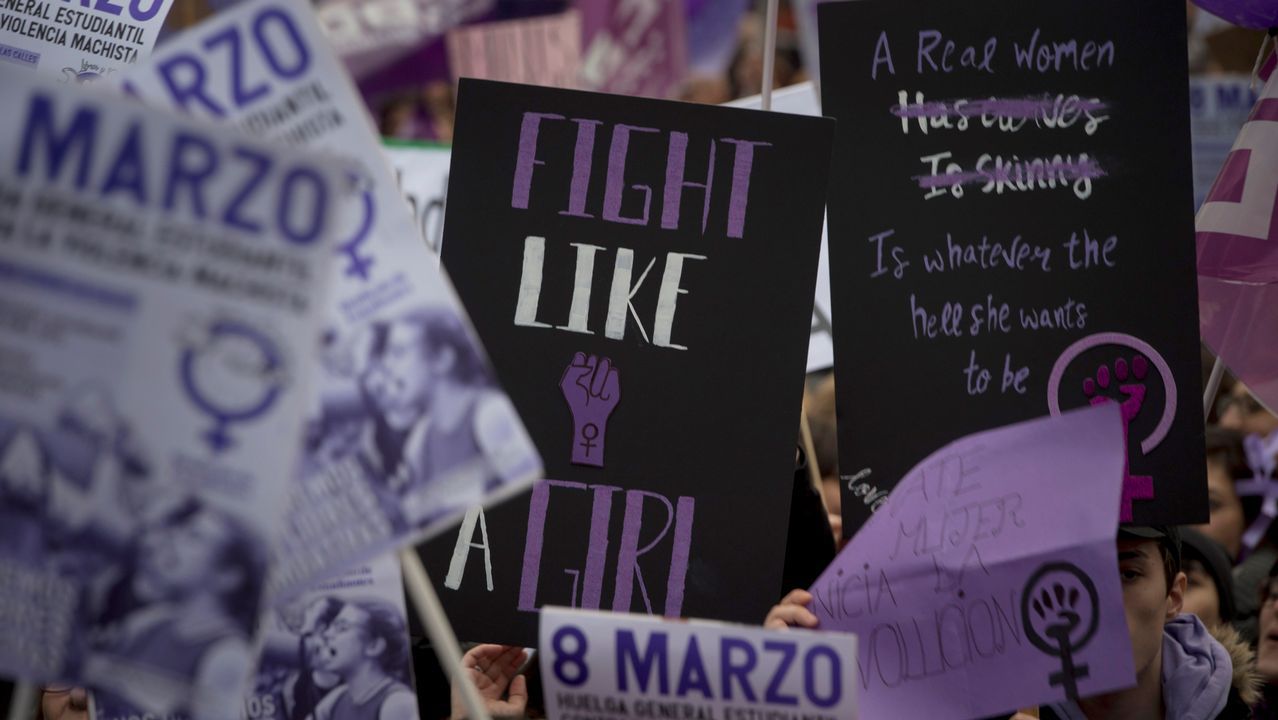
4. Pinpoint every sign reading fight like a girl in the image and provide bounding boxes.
[417,79,834,646]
